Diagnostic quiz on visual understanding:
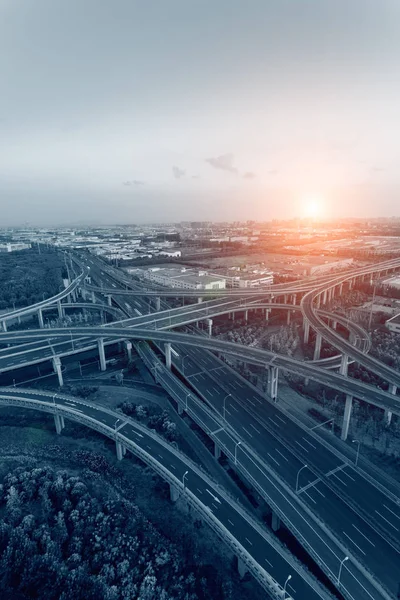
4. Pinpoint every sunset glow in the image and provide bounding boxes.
[302,195,324,219]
